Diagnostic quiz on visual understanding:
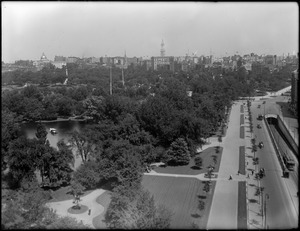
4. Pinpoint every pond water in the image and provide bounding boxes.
[22,120,87,148]
[21,120,88,169]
